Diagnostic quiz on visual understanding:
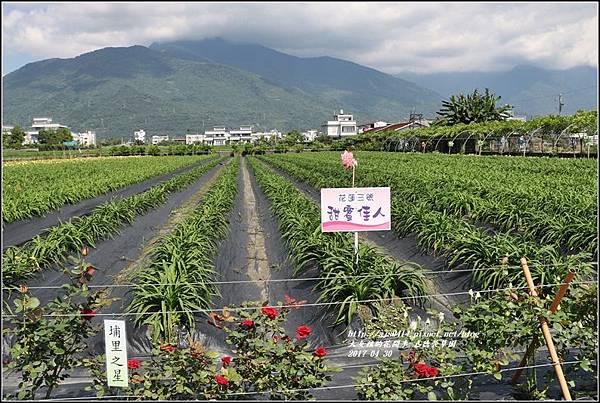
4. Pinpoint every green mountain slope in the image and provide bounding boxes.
[150,38,441,120]
[3,40,442,139]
